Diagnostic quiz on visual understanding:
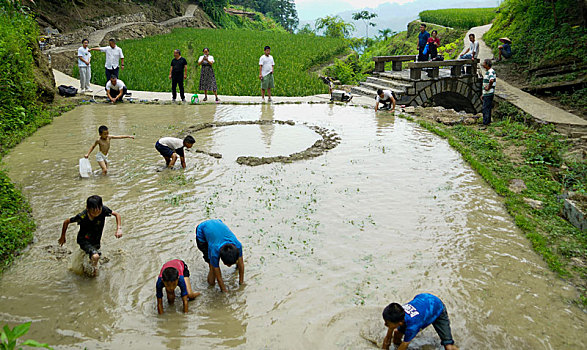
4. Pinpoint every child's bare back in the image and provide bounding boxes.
[85,125,134,175]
